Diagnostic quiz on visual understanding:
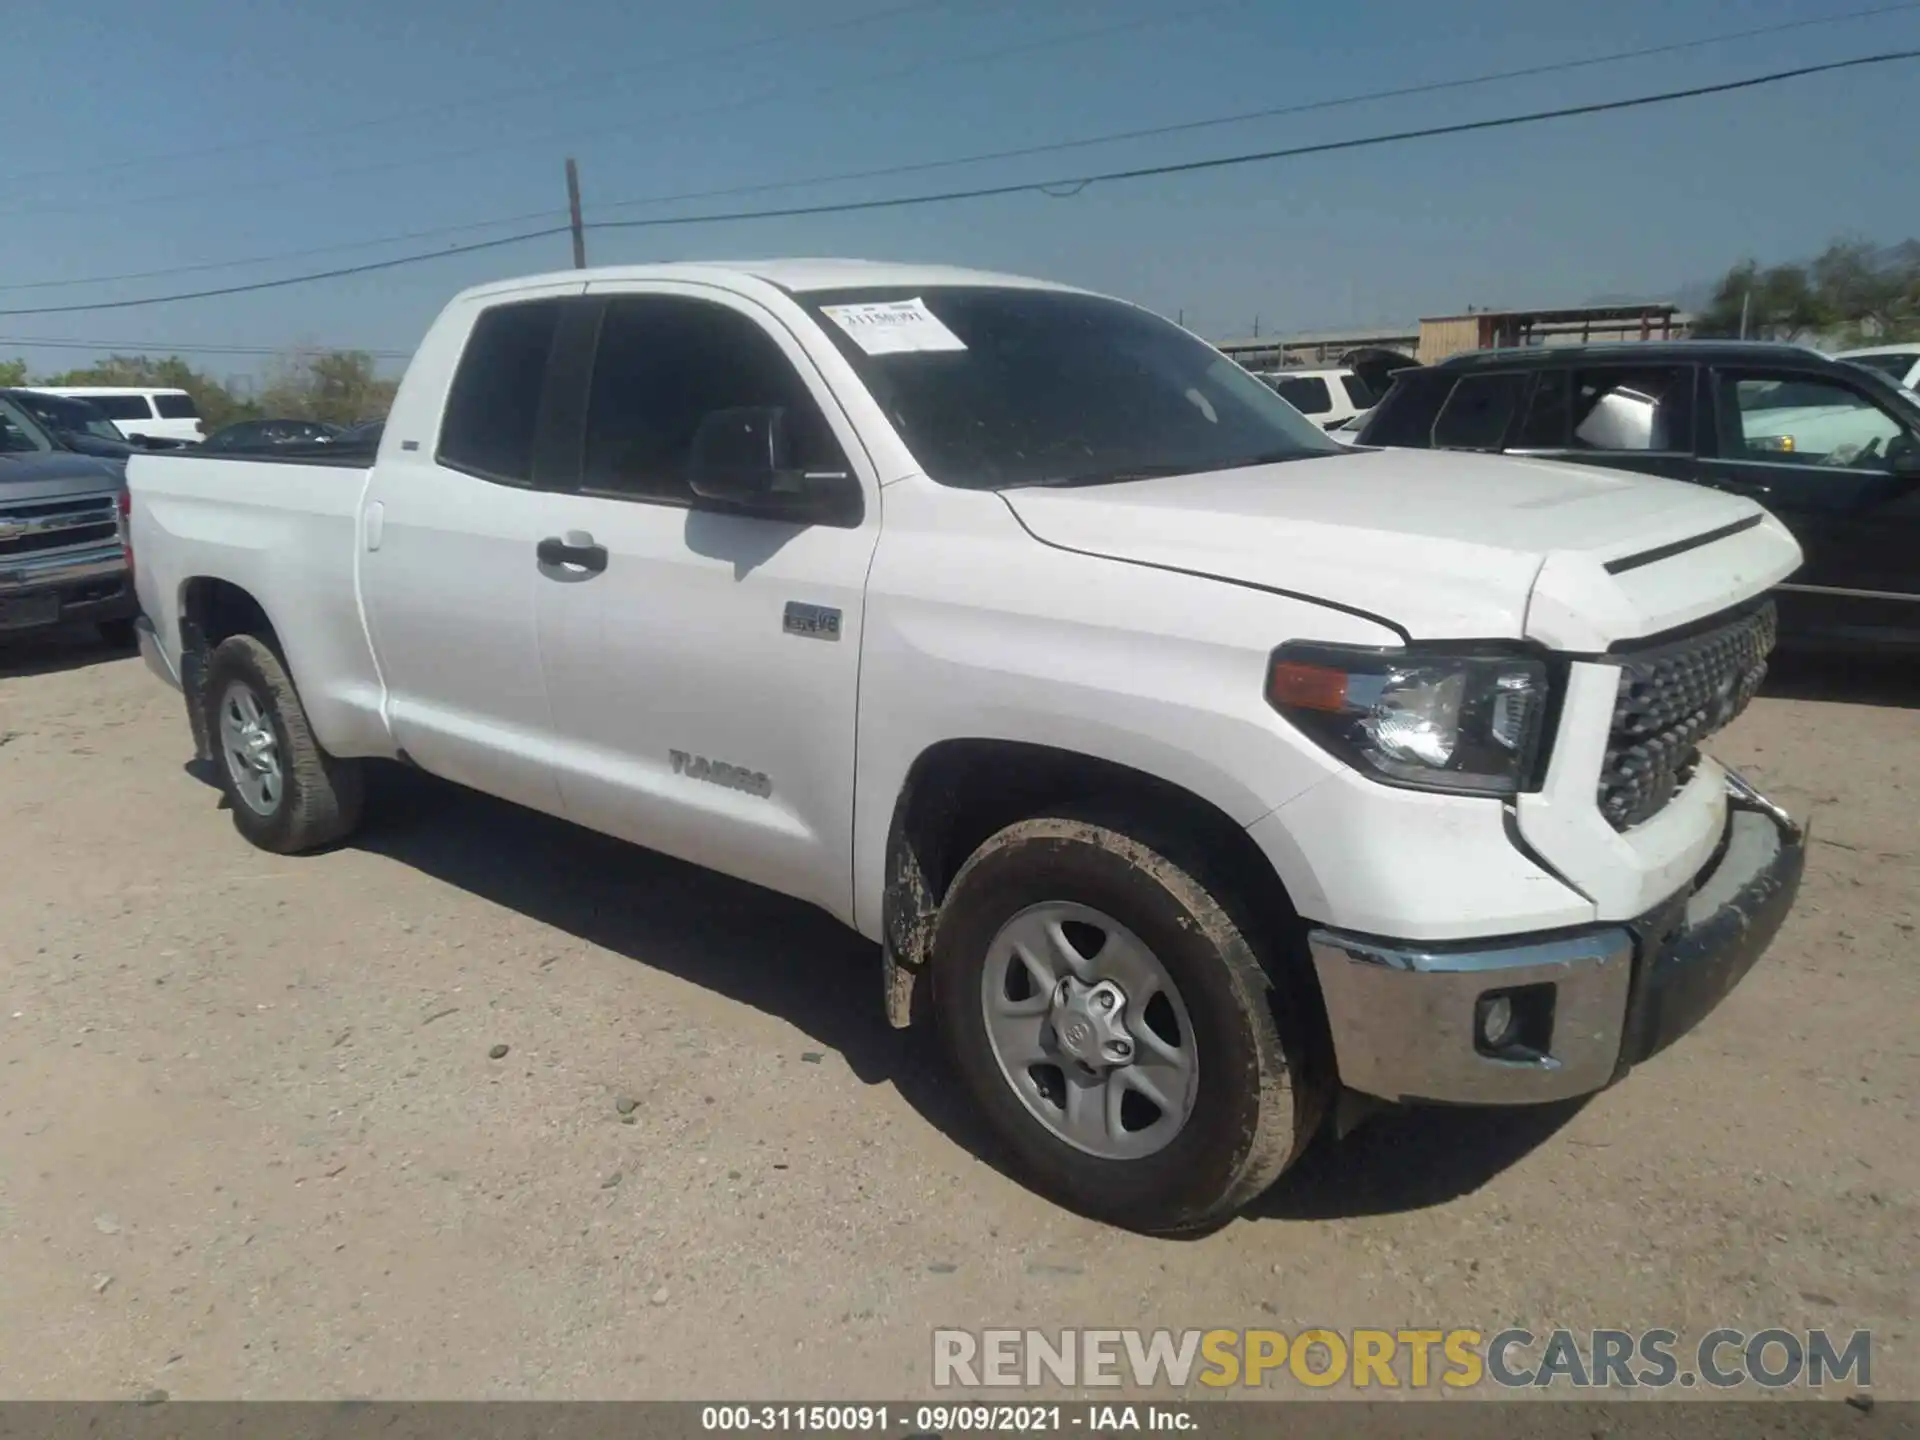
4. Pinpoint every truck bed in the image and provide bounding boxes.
[127,447,389,759]
[142,437,381,468]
